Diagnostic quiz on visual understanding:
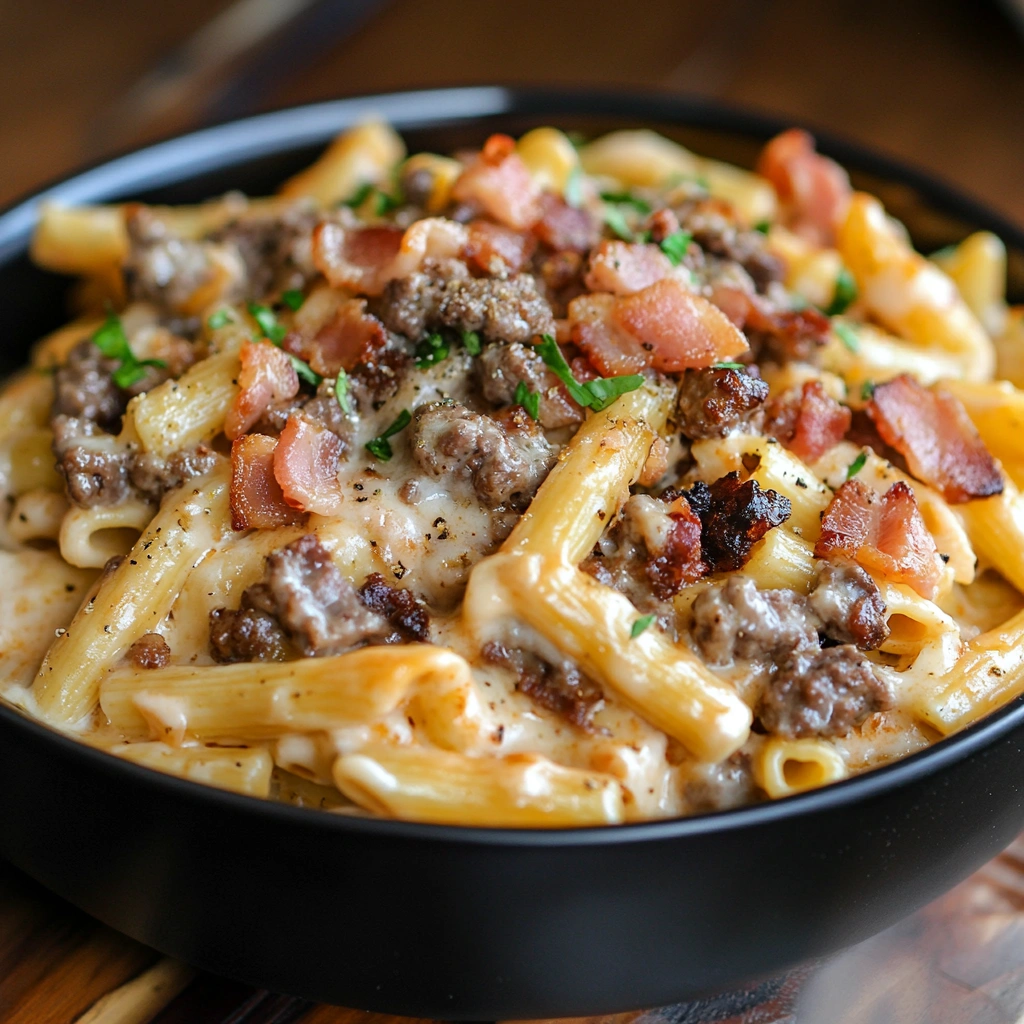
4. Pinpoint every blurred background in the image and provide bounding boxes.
[3,0,1023,221]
